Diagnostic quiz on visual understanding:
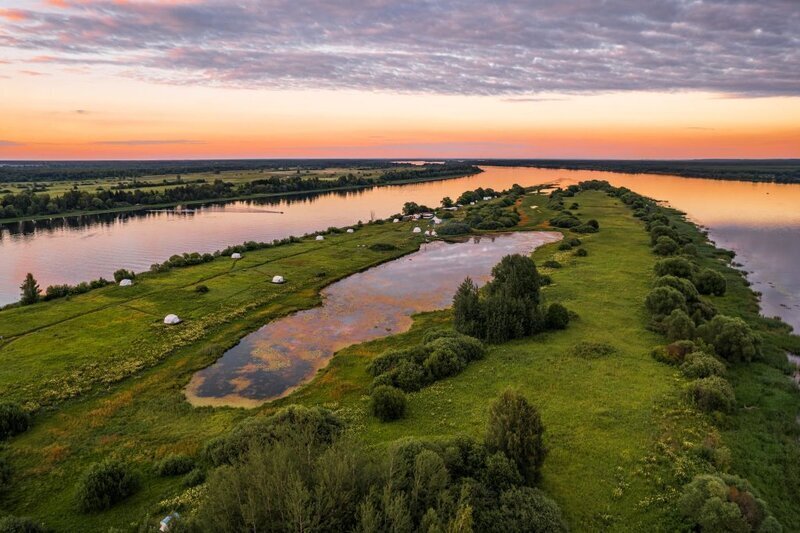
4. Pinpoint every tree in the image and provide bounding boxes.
[76,460,138,512]
[486,254,541,303]
[453,278,484,338]
[371,386,407,422]
[663,309,695,341]
[0,402,30,440]
[441,196,454,208]
[545,303,570,330]
[695,268,727,296]
[654,275,699,303]
[645,286,687,317]
[485,390,546,484]
[19,273,40,306]
[479,487,568,533]
[653,236,680,256]
[688,376,736,413]
[654,257,693,278]
[680,352,726,379]
[698,315,760,363]
[0,516,46,533]
[679,474,780,532]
